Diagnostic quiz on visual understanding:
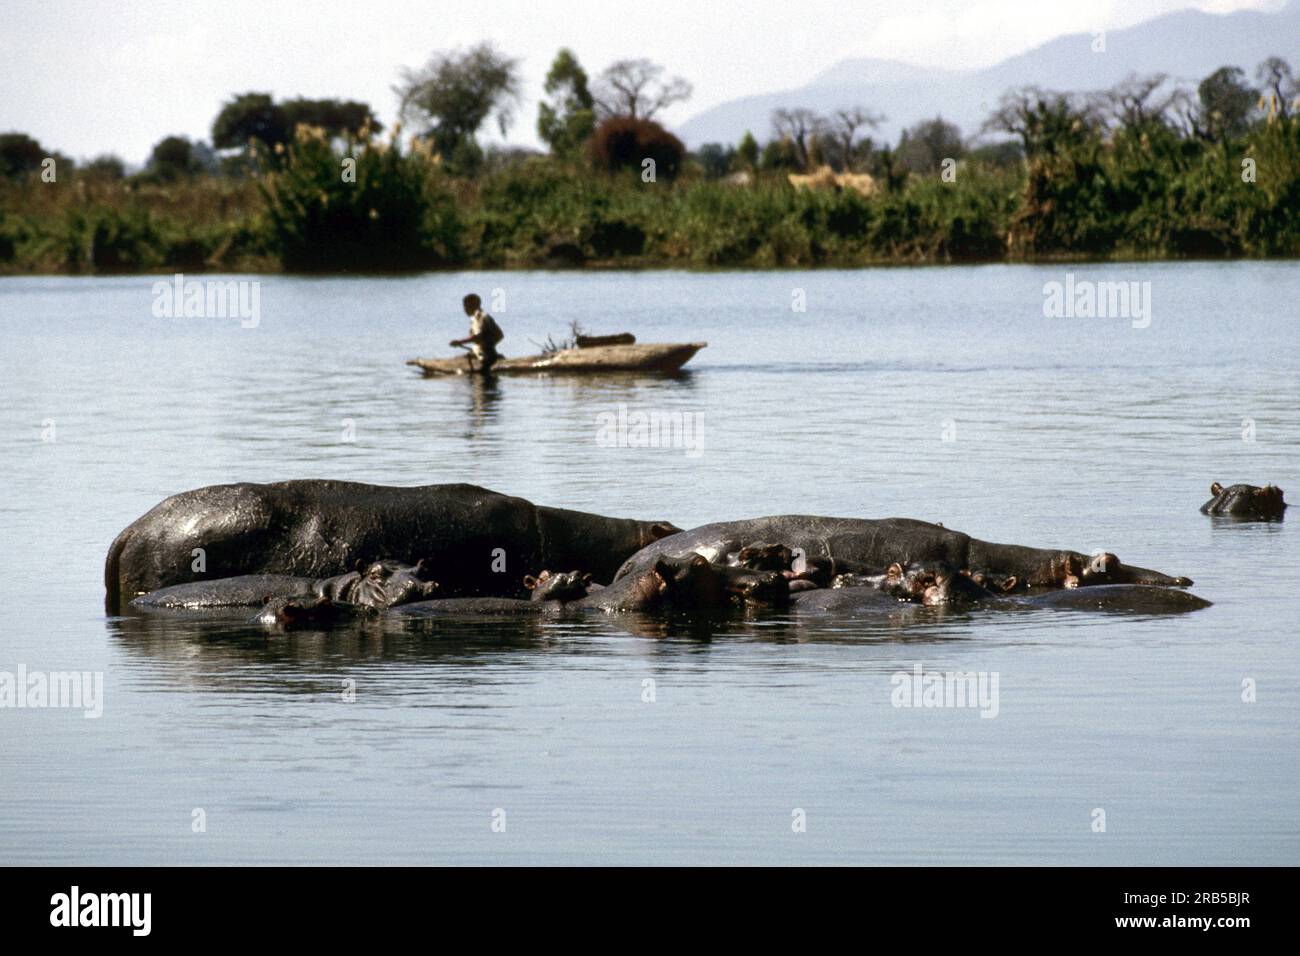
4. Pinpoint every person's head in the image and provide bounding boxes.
[462,293,481,316]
